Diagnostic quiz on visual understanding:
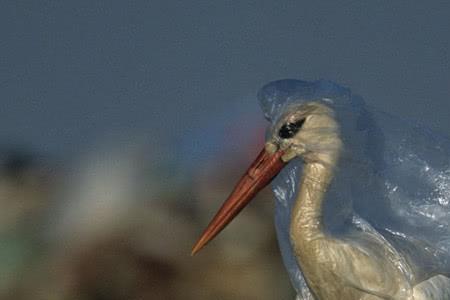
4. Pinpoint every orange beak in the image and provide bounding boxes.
[191,147,286,255]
